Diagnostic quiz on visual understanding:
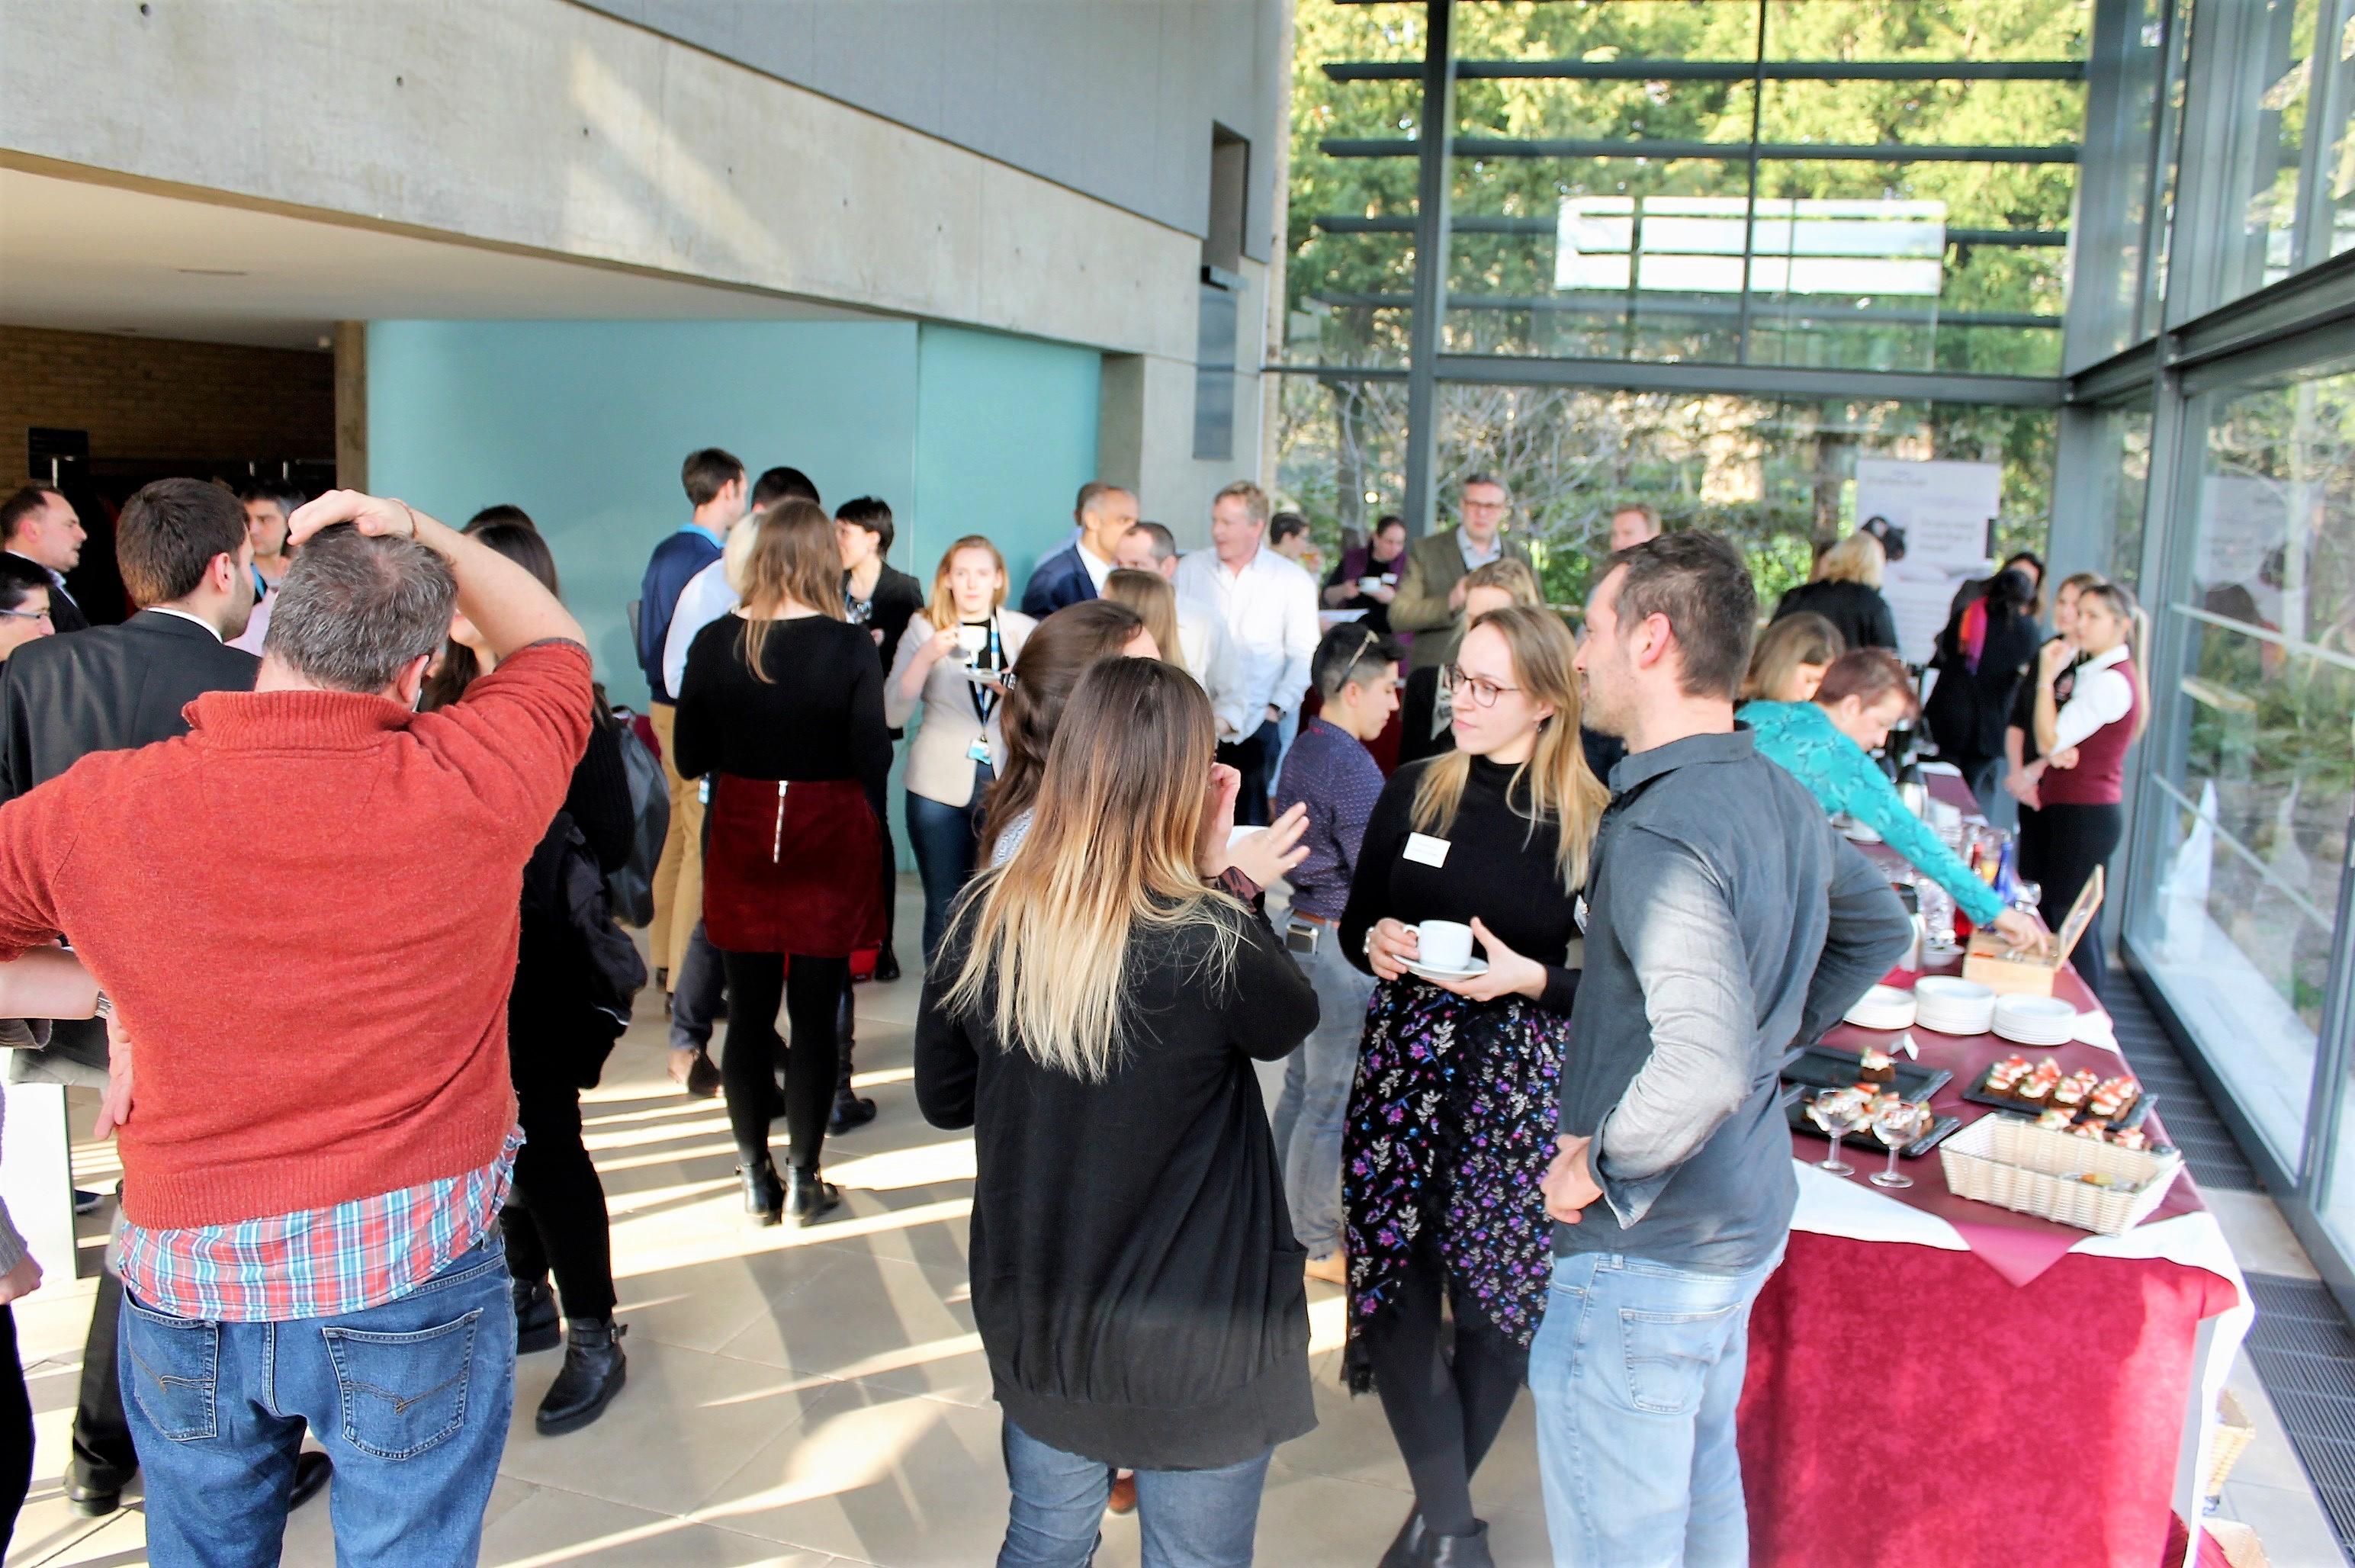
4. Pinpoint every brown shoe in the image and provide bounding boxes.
[1107,1470,1138,1515]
